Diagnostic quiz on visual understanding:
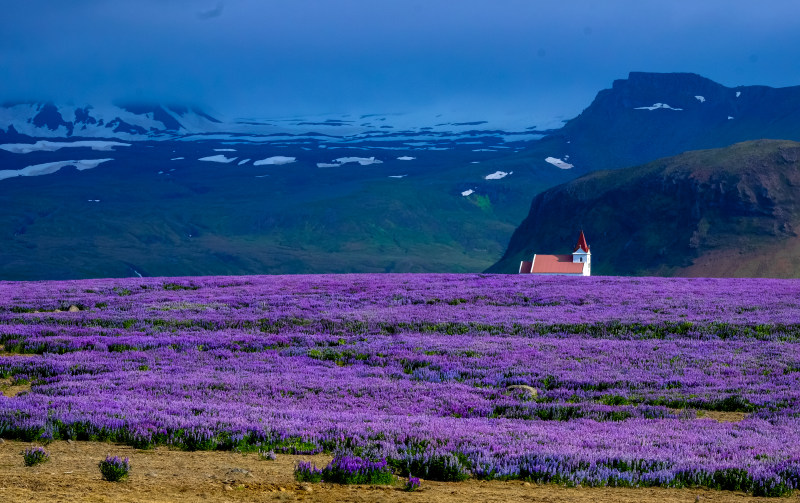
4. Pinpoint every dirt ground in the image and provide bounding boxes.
[0,440,794,503]
[0,378,31,398]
